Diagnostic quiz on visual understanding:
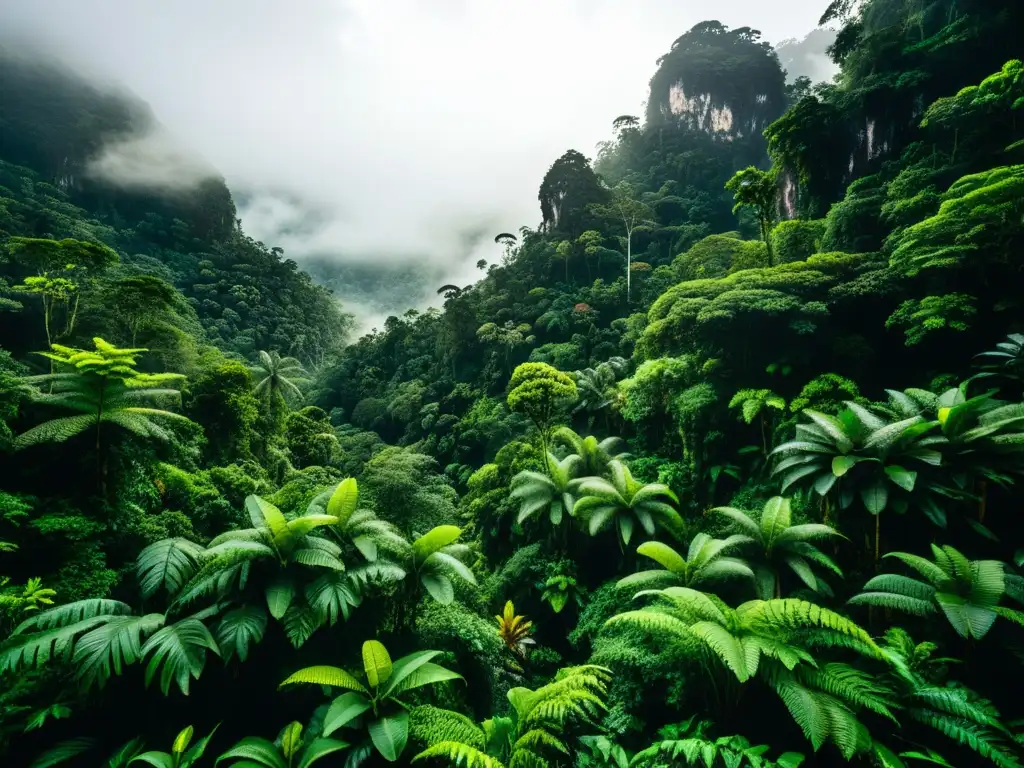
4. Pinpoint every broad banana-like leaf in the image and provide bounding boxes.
[368,711,409,762]
[386,663,462,695]
[280,665,368,693]
[382,650,445,696]
[362,639,393,688]
[327,478,359,526]
[323,691,372,736]
[411,526,462,563]
[246,496,287,540]
[636,541,686,573]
